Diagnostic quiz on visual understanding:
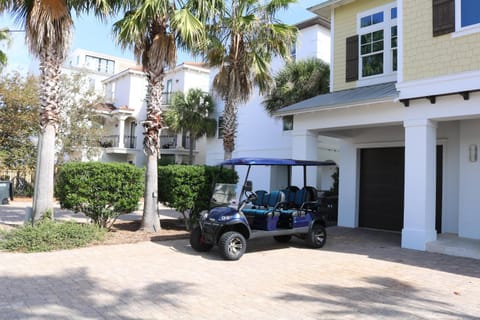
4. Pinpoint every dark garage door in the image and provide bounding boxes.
[359,146,443,232]
[359,147,405,231]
